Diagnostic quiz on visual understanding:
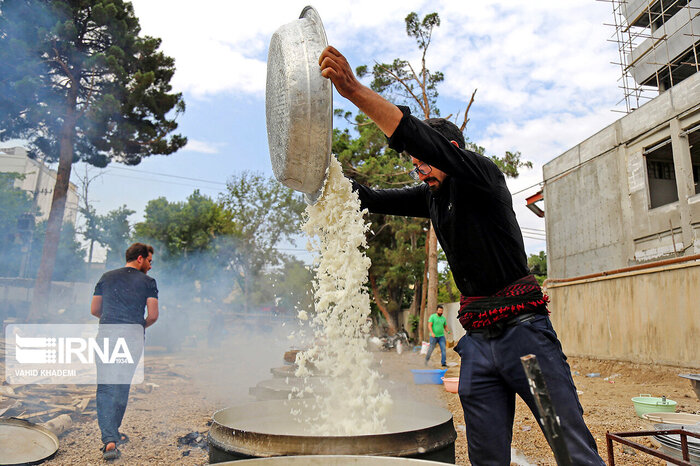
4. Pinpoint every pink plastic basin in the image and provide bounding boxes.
[442,377,459,393]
